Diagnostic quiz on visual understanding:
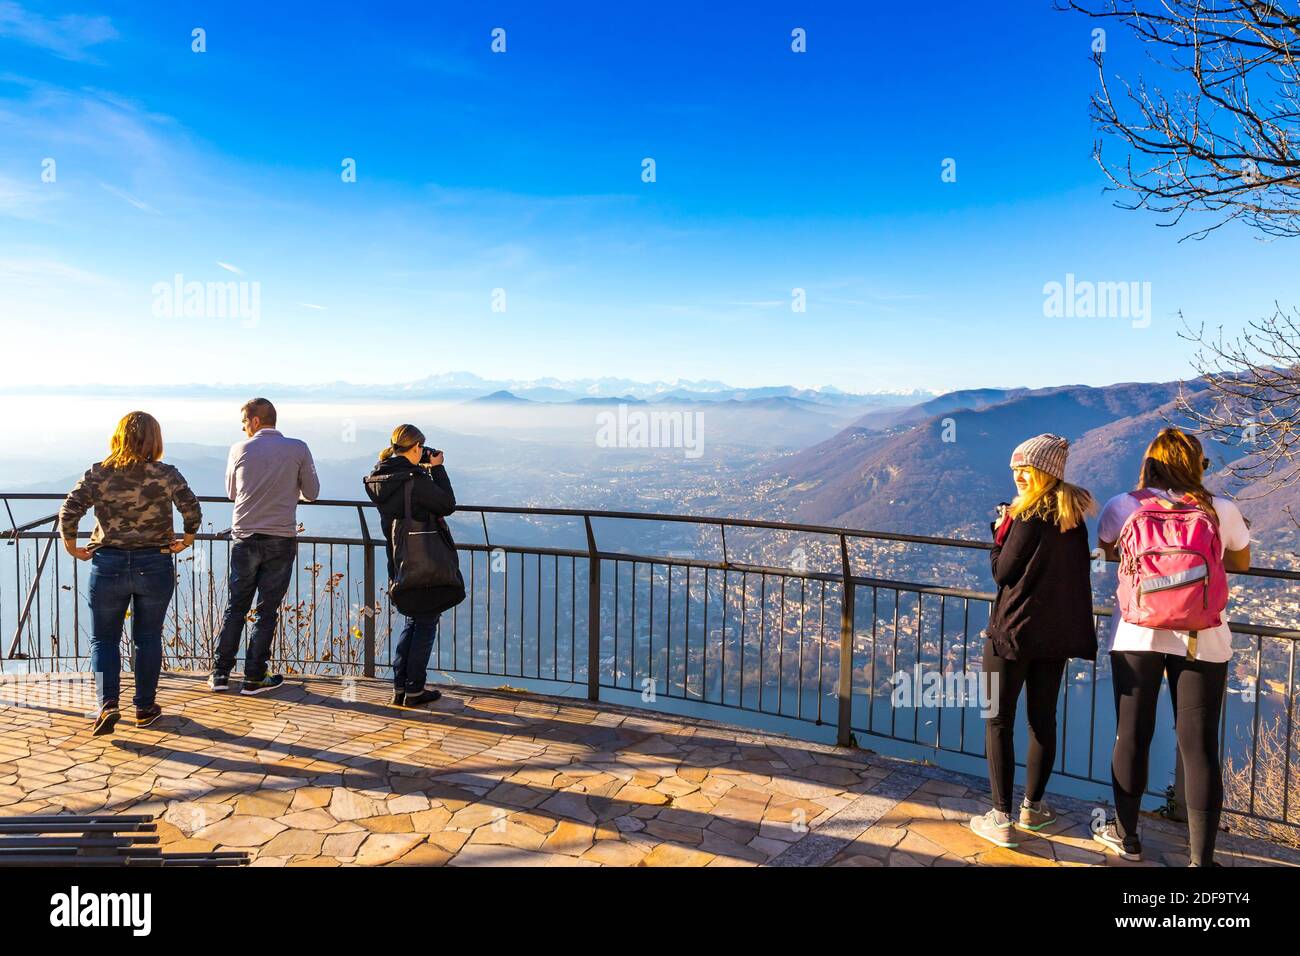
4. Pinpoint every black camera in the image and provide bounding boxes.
[421,447,442,465]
